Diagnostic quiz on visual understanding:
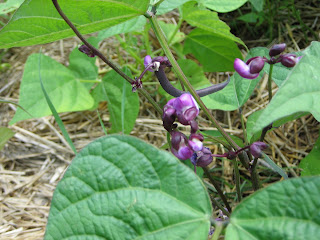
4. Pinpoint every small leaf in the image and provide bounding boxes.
[300,131,320,176]
[250,41,320,137]
[184,28,242,72]
[0,127,15,151]
[201,0,248,13]
[10,54,94,124]
[202,130,244,148]
[0,0,149,48]
[226,176,320,240]
[182,2,245,46]
[261,153,288,179]
[249,0,264,12]
[45,135,212,240]
[158,20,185,45]
[102,68,139,134]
